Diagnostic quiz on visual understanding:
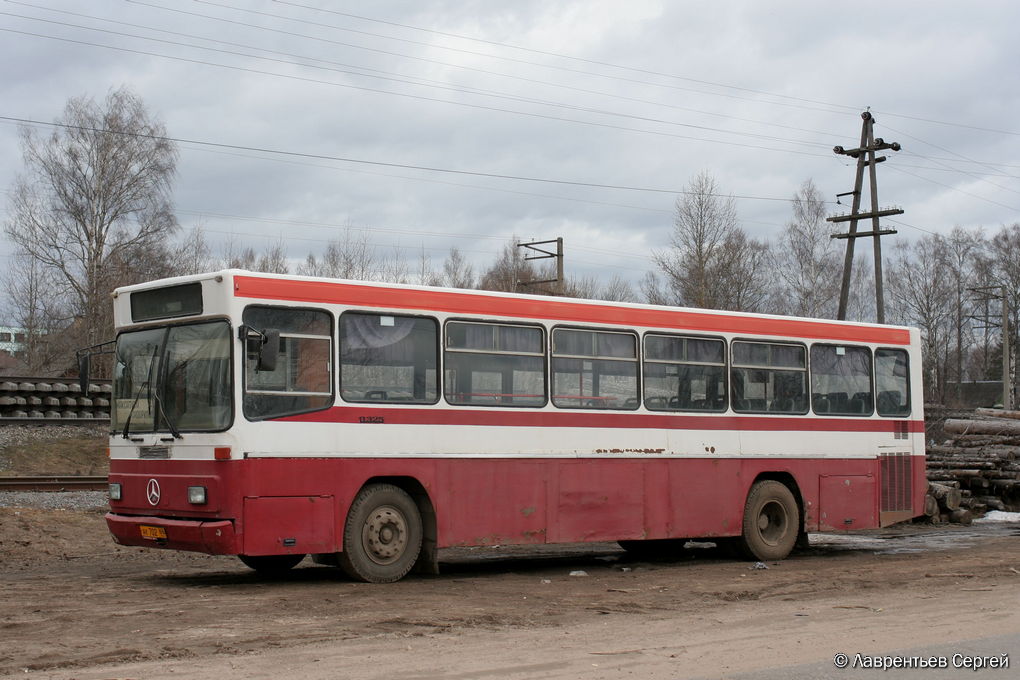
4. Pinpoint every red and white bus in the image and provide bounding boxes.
[101,270,924,582]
